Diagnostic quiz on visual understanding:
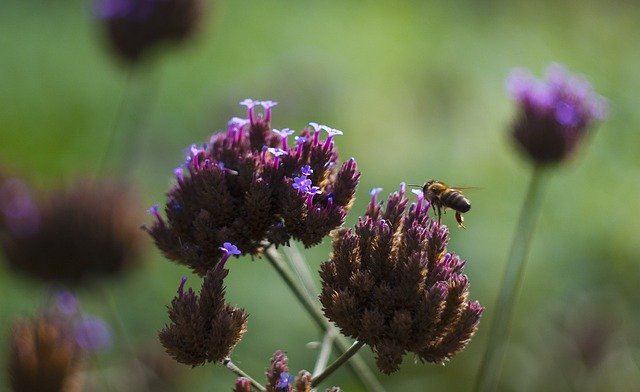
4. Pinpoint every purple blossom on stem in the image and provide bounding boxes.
[240,98,259,124]
[507,63,607,164]
[260,100,278,123]
[292,177,312,194]
[300,165,313,177]
[272,128,295,150]
[217,242,240,271]
[148,204,161,223]
[305,186,322,209]
[267,147,288,167]
[74,315,111,352]
[275,372,294,390]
